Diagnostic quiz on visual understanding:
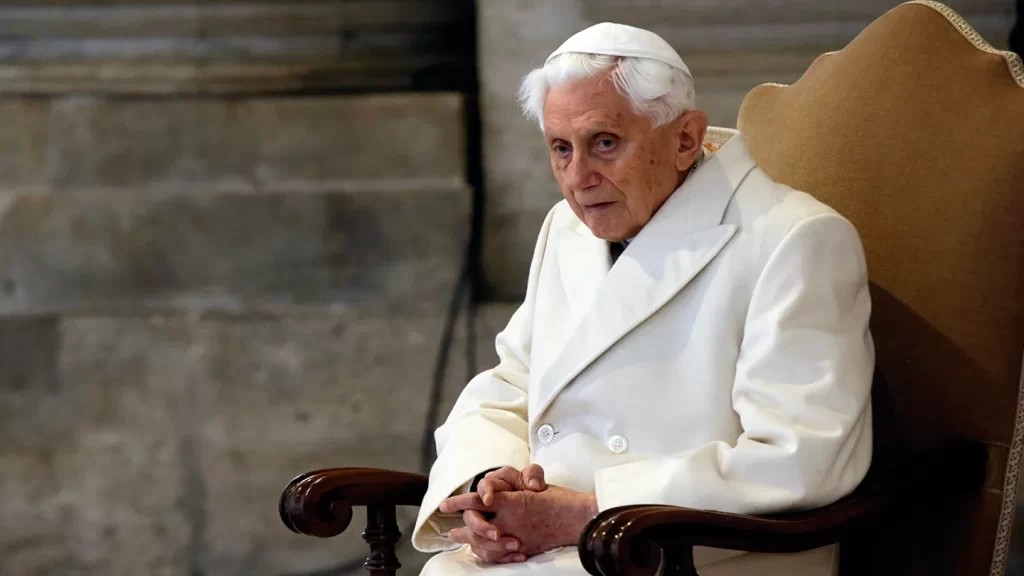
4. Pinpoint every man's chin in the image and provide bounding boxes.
[584,220,631,243]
